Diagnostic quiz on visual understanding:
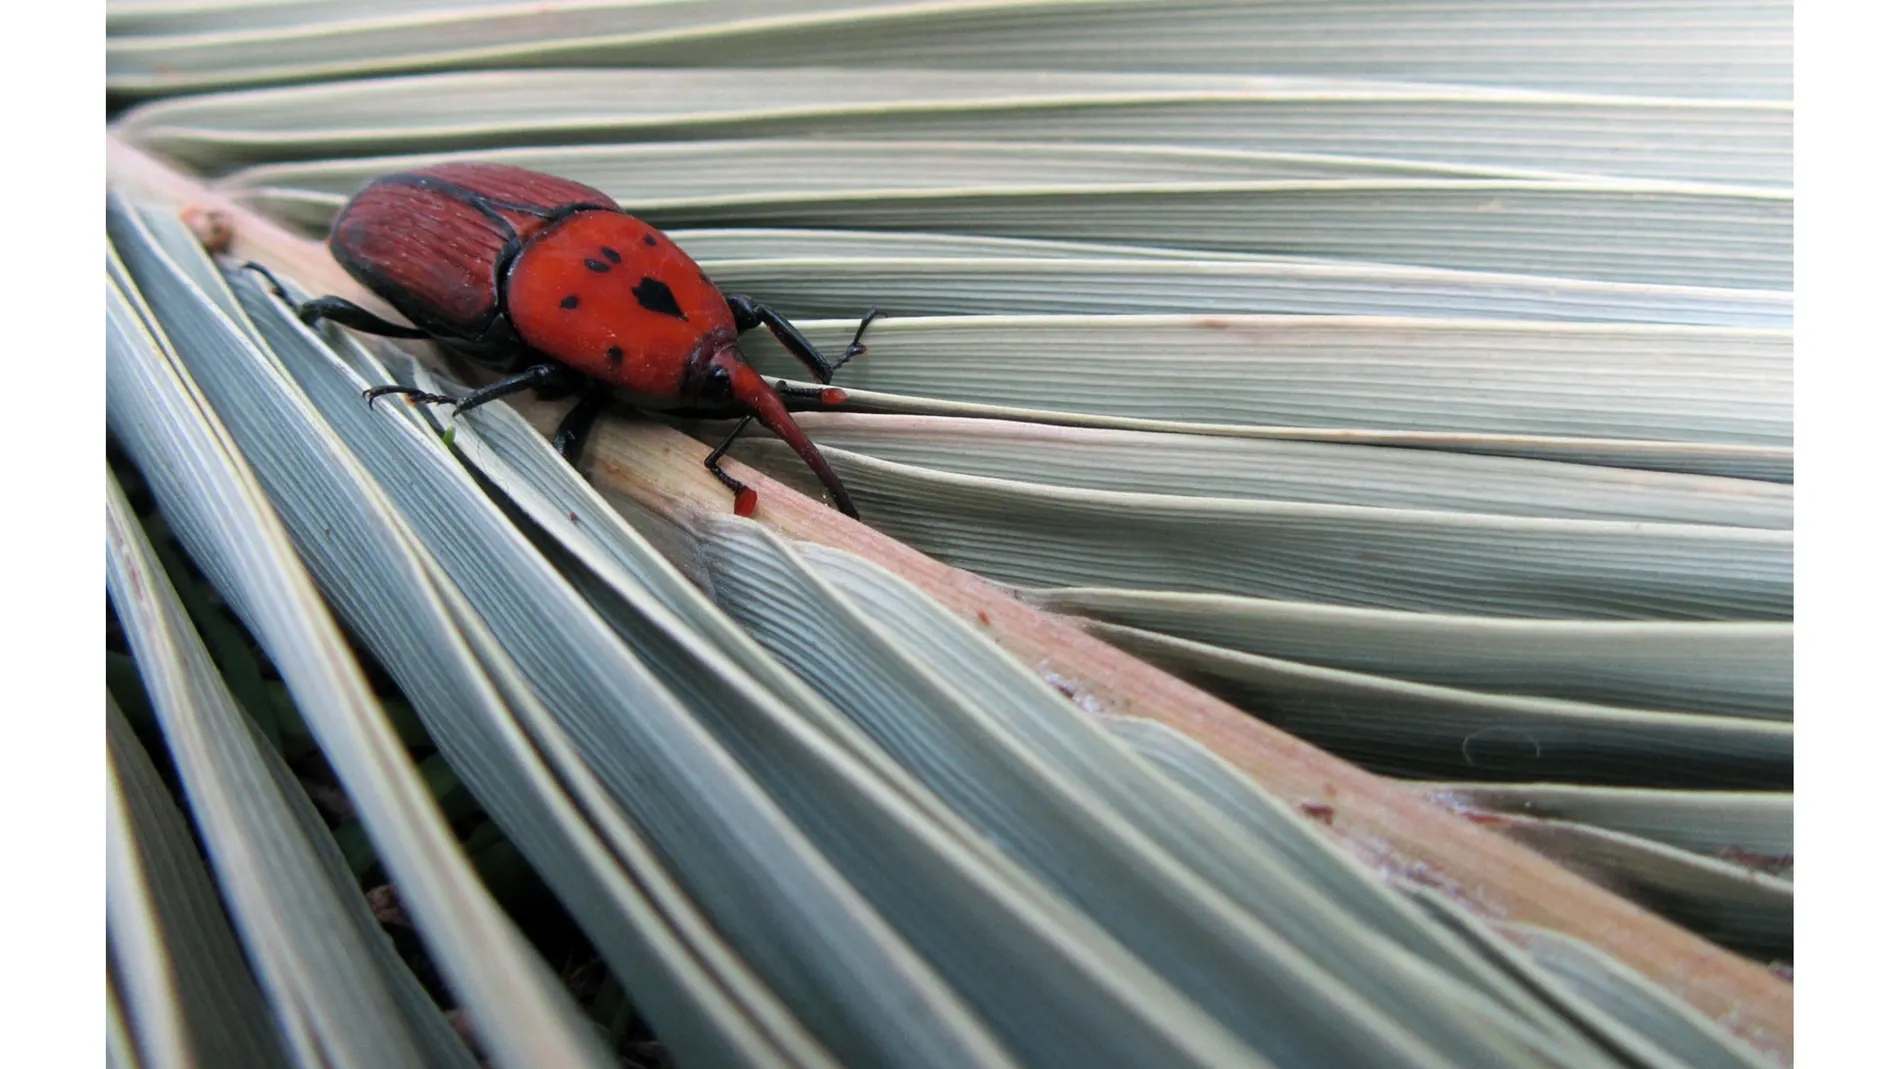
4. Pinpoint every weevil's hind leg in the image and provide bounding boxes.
[703,415,759,514]
[551,384,609,462]
[239,262,435,339]
[727,296,883,384]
